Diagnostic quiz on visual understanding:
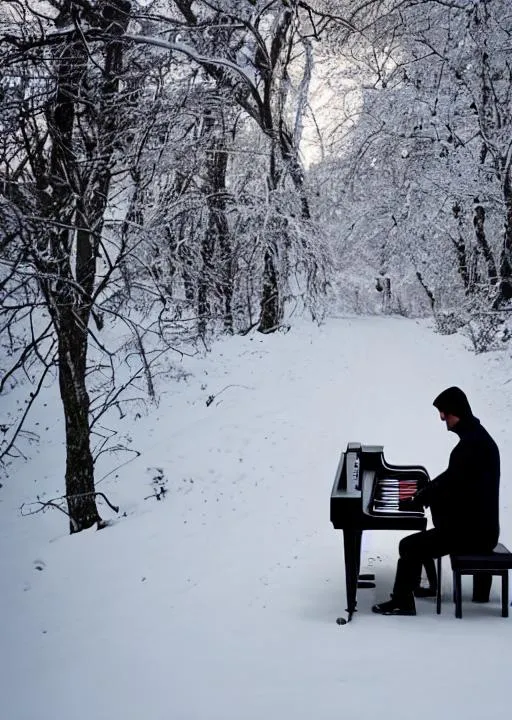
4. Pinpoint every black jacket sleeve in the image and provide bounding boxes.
[415,441,473,508]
